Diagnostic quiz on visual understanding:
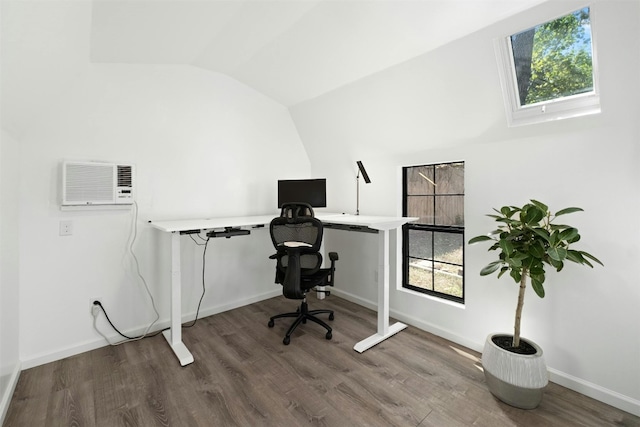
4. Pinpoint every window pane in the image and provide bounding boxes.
[511,7,593,106]
[407,195,434,224]
[435,195,464,226]
[434,271,463,298]
[408,263,433,291]
[406,166,435,195]
[433,232,463,266]
[434,163,464,194]
[432,232,463,298]
[408,229,432,260]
